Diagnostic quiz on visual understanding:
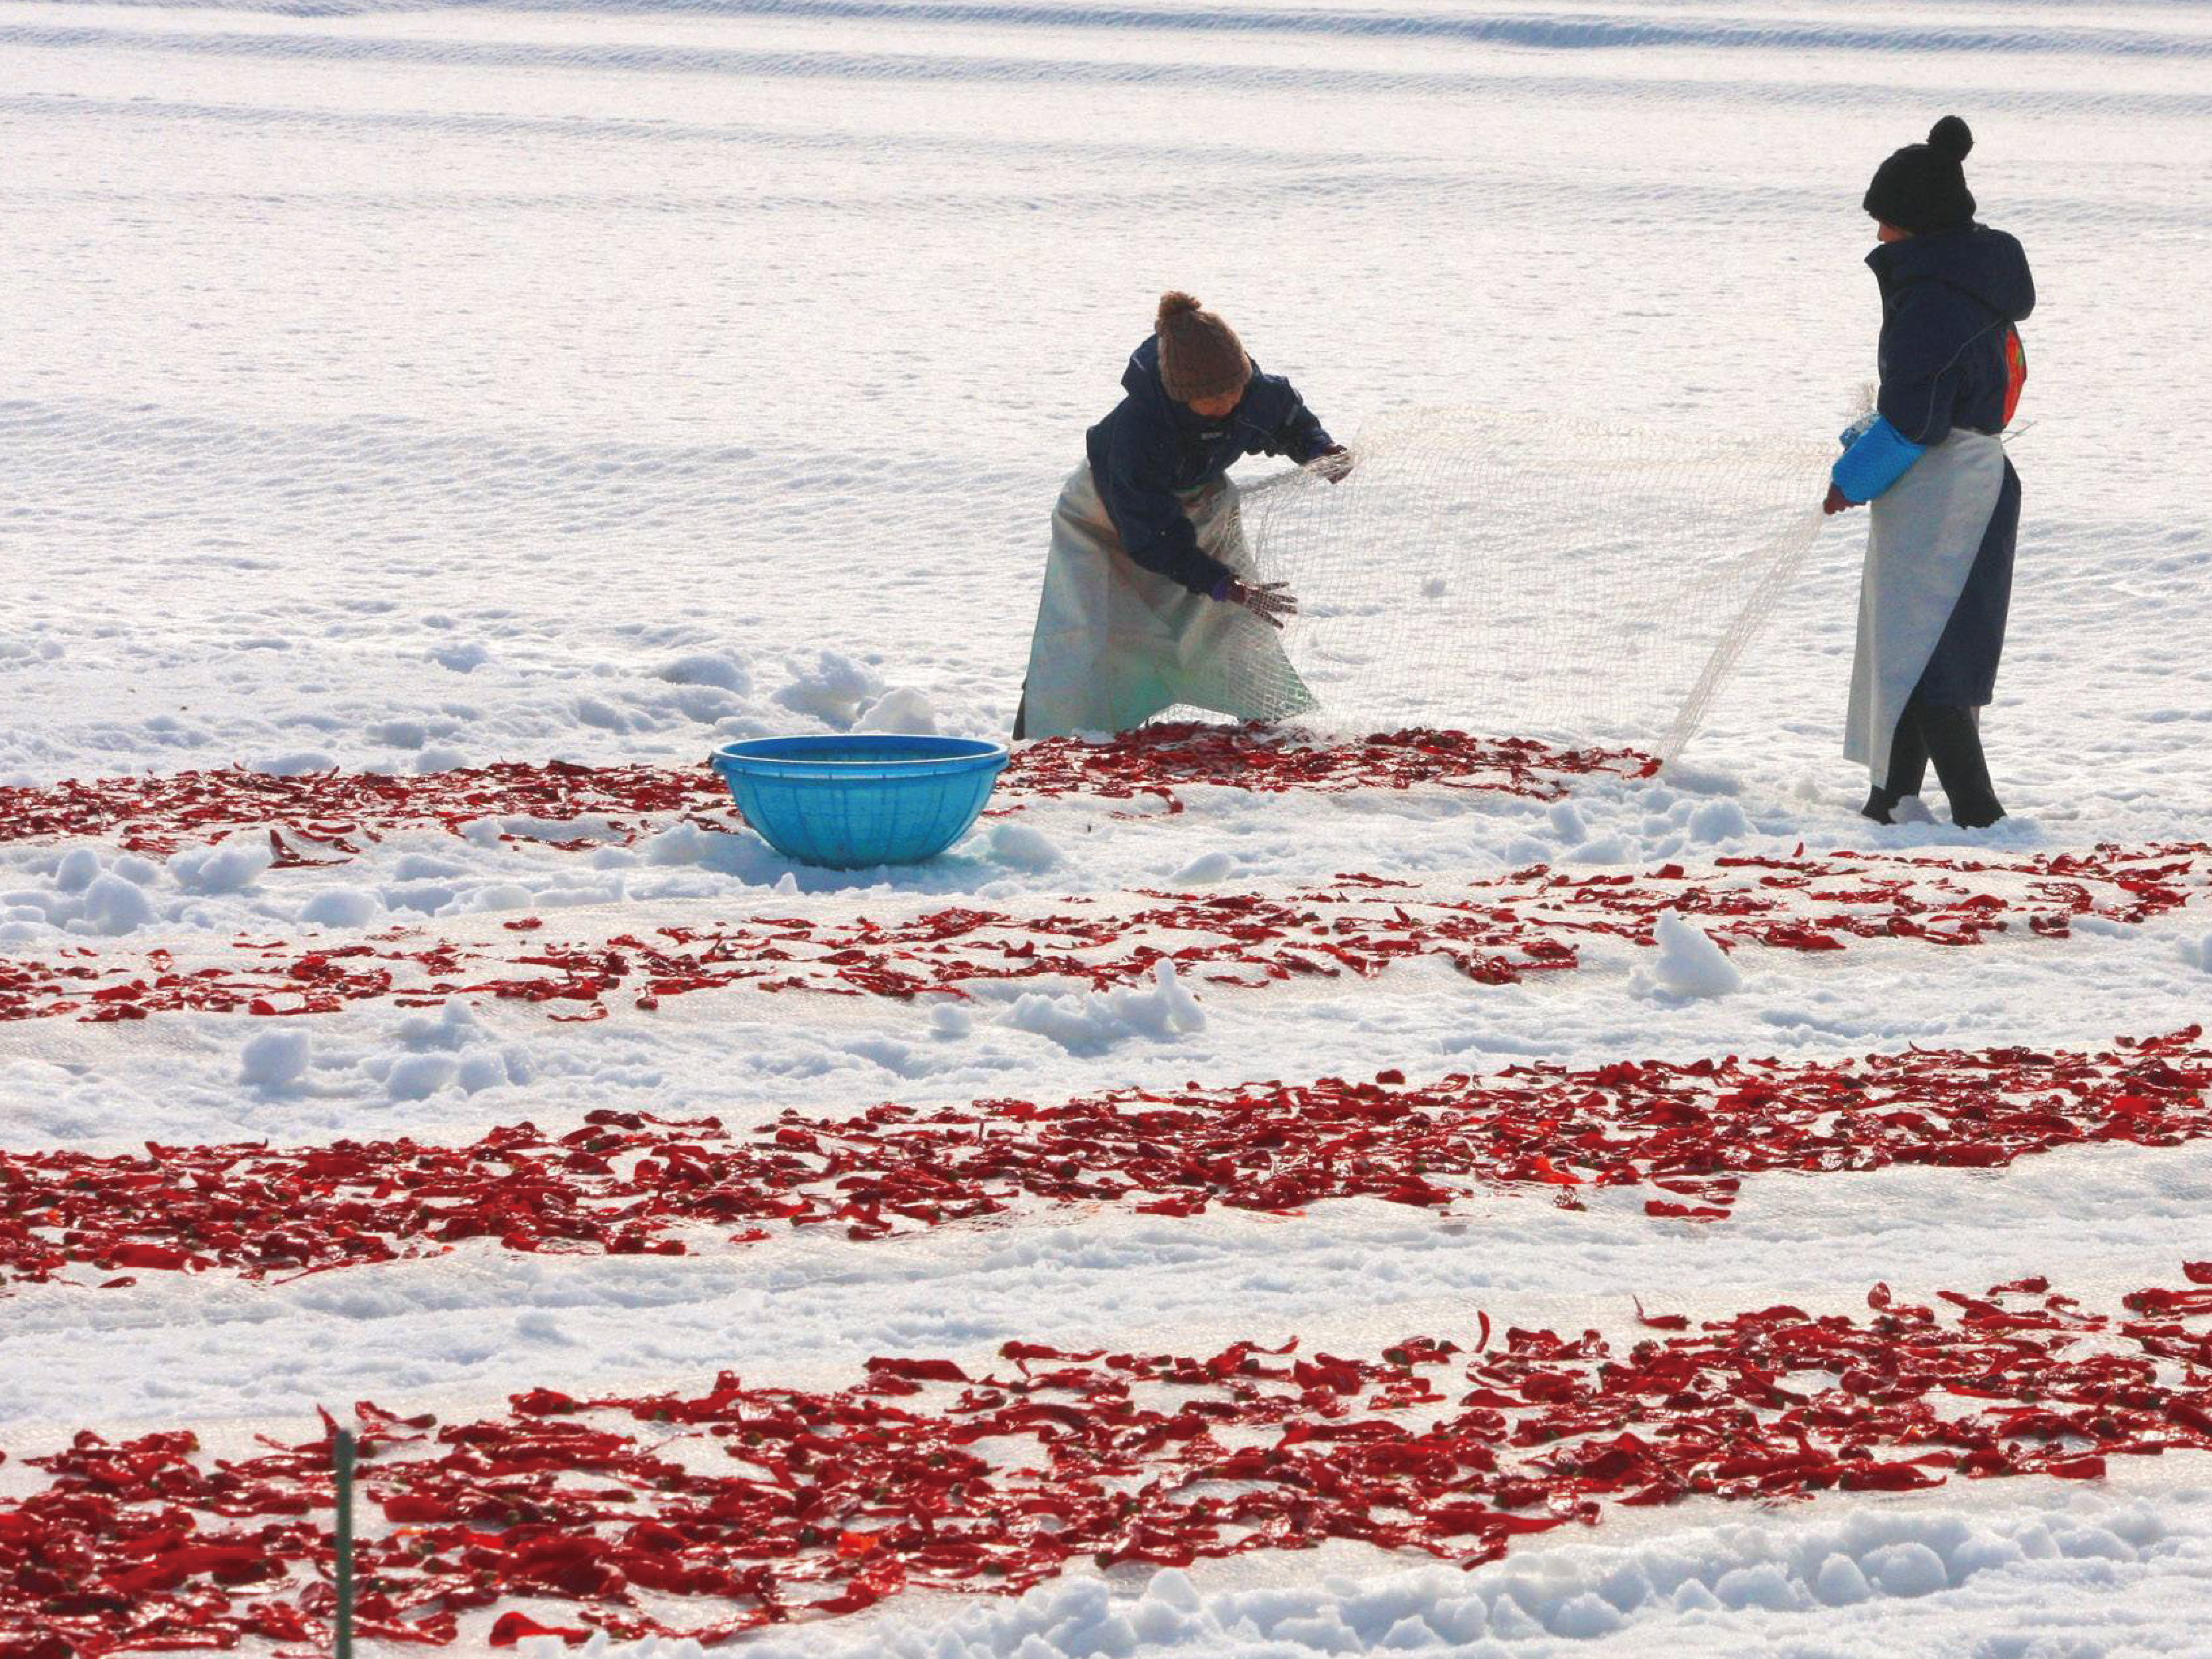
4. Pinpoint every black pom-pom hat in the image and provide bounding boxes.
[1864,115,1979,234]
